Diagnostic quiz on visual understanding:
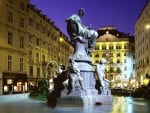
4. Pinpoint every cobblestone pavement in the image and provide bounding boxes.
[0,94,150,113]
